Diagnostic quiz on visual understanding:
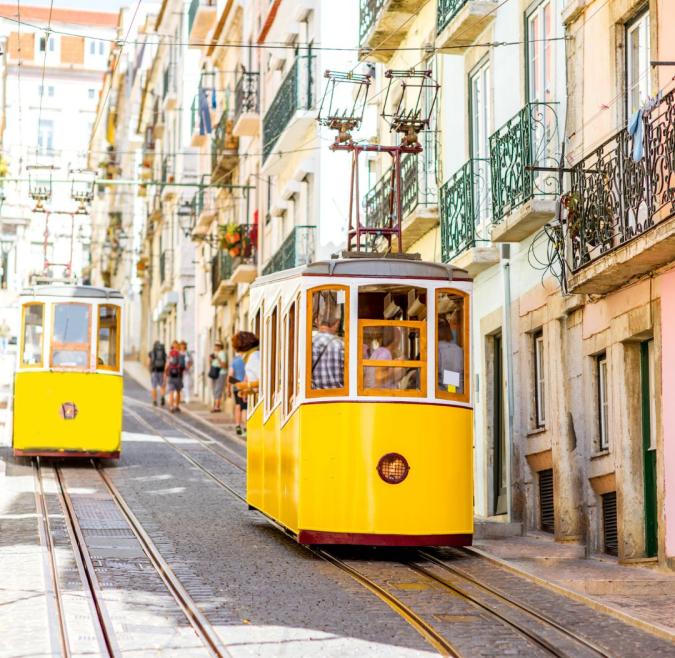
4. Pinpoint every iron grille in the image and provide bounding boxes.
[567,88,675,272]
[262,225,316,276]
[211,251,232,295]
[538,468,554,533]
[234,71,260,124]
[602,491,618,556]
[359,0,386,44]
[437,0,470,32]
